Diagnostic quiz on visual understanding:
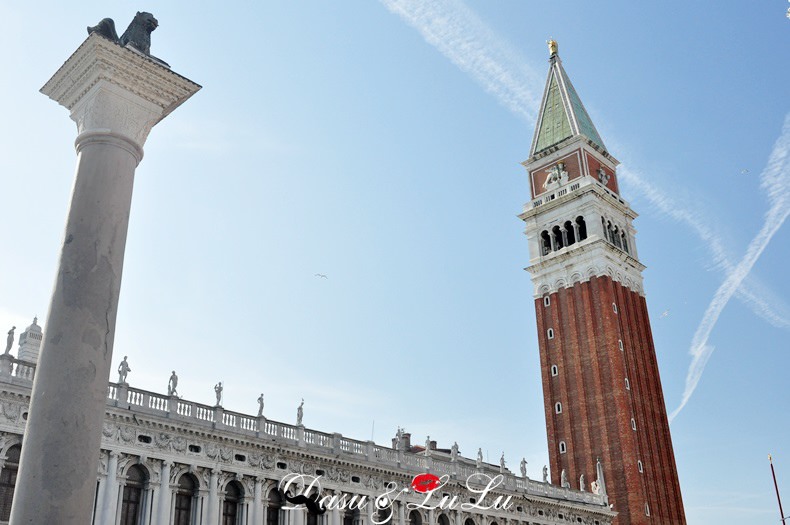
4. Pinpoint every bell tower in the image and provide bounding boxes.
[519,41,686,525]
